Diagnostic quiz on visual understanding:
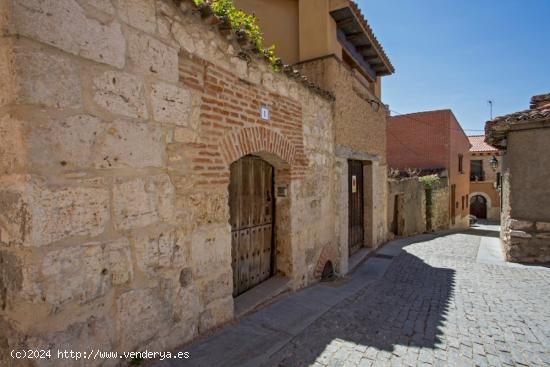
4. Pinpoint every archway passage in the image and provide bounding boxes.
[470,195,487,219]
[229,155,275,297]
